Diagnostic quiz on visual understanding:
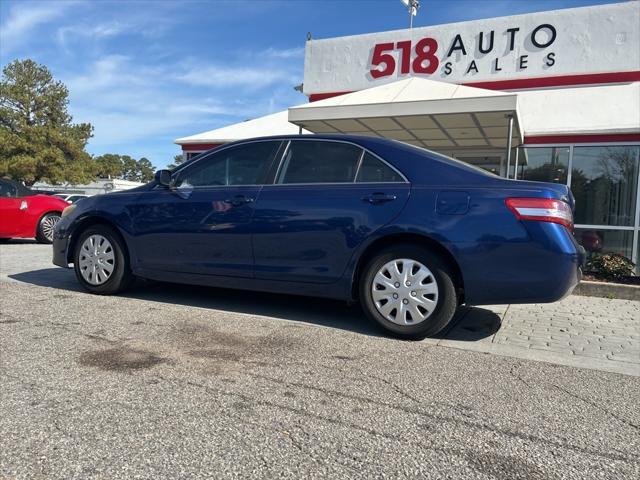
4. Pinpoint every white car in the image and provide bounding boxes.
[54,194,89,204]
